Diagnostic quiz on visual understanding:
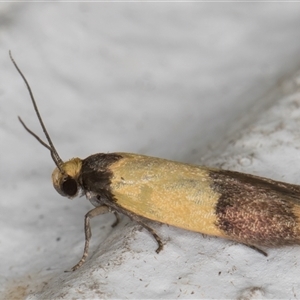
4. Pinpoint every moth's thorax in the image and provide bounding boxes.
[79,152,124,206]
[52,157,83,198]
